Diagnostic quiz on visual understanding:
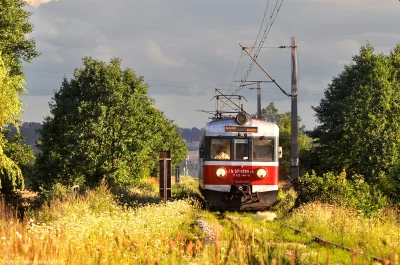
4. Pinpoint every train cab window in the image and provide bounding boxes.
[210,139,231,160]
[234,139,249,160]
[253,139,274,161]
